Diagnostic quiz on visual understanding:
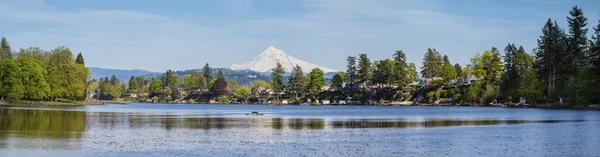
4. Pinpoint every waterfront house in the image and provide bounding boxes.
[321,99,331,105]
